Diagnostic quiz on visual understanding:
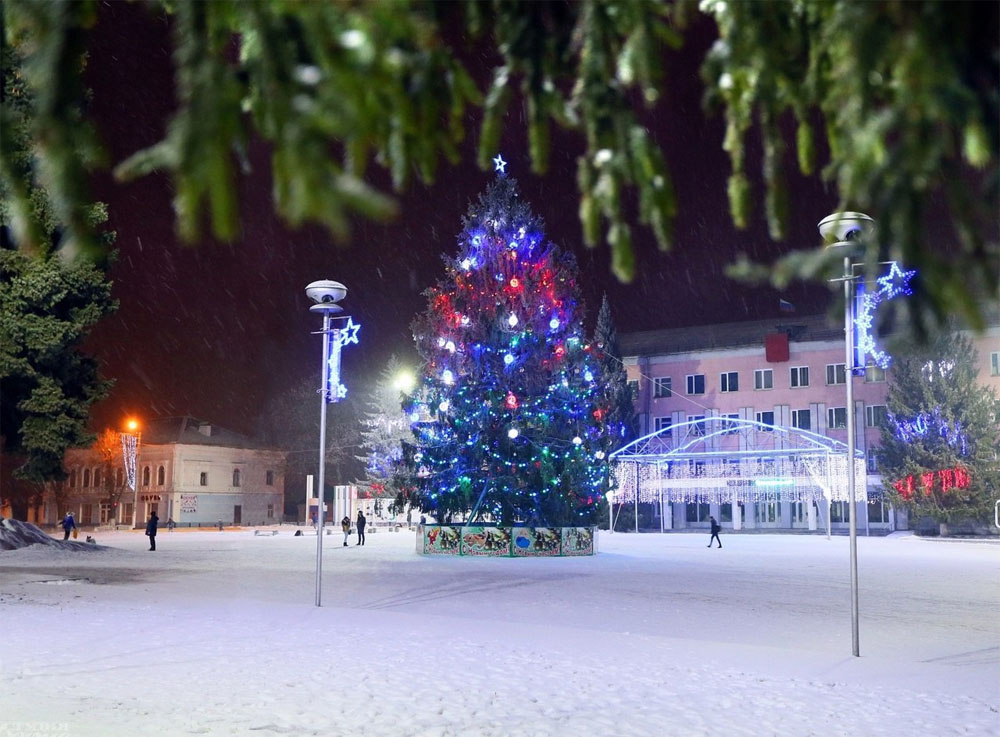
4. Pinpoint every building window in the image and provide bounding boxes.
[81,503,93,523]
[754,369,773,390]
[991,352,999,376]
[93,469,101,488]
[791,409,811,431]
[627,379,639,398]
[233,469,241,487]
[69,470,77,488]
[157,466,165,485]
[200,472,208,486]
[826,363,847,385]
[654,377,672,398]
[686,374,705,395]
[142,466,150,486]
[756,411,775,430]
[867,498,888,523]
[100,502,113,524]
[124,502,133,522]
[828,407,848,429]
[686,502,710,523]
[866,404,888,427]
[267,504,275,519]
[830,501,851,523]
[82,469,91,488]
[867,449,879,473]
[653,417,672,437]
[721,413,740,434]
[720,371,739,393]
[864,365,887,383]
[790,366,809,388]
[266,470,274,486]
[689,415,706,436]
